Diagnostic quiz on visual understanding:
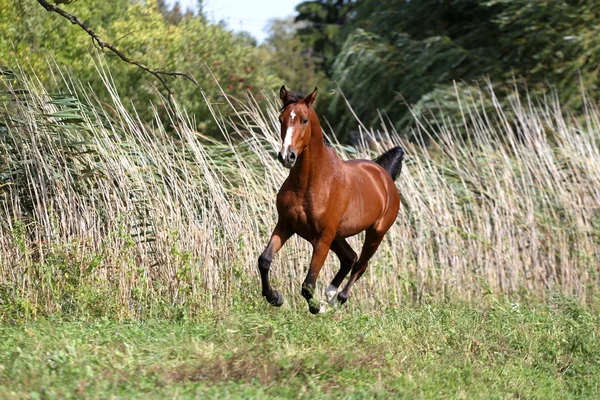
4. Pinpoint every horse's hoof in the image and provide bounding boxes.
[268,290,284,307]
[337,292,348,305]
[308,297,320,314]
